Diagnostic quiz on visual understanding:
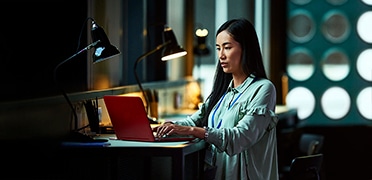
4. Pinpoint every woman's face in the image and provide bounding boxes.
[216,30,243,75]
